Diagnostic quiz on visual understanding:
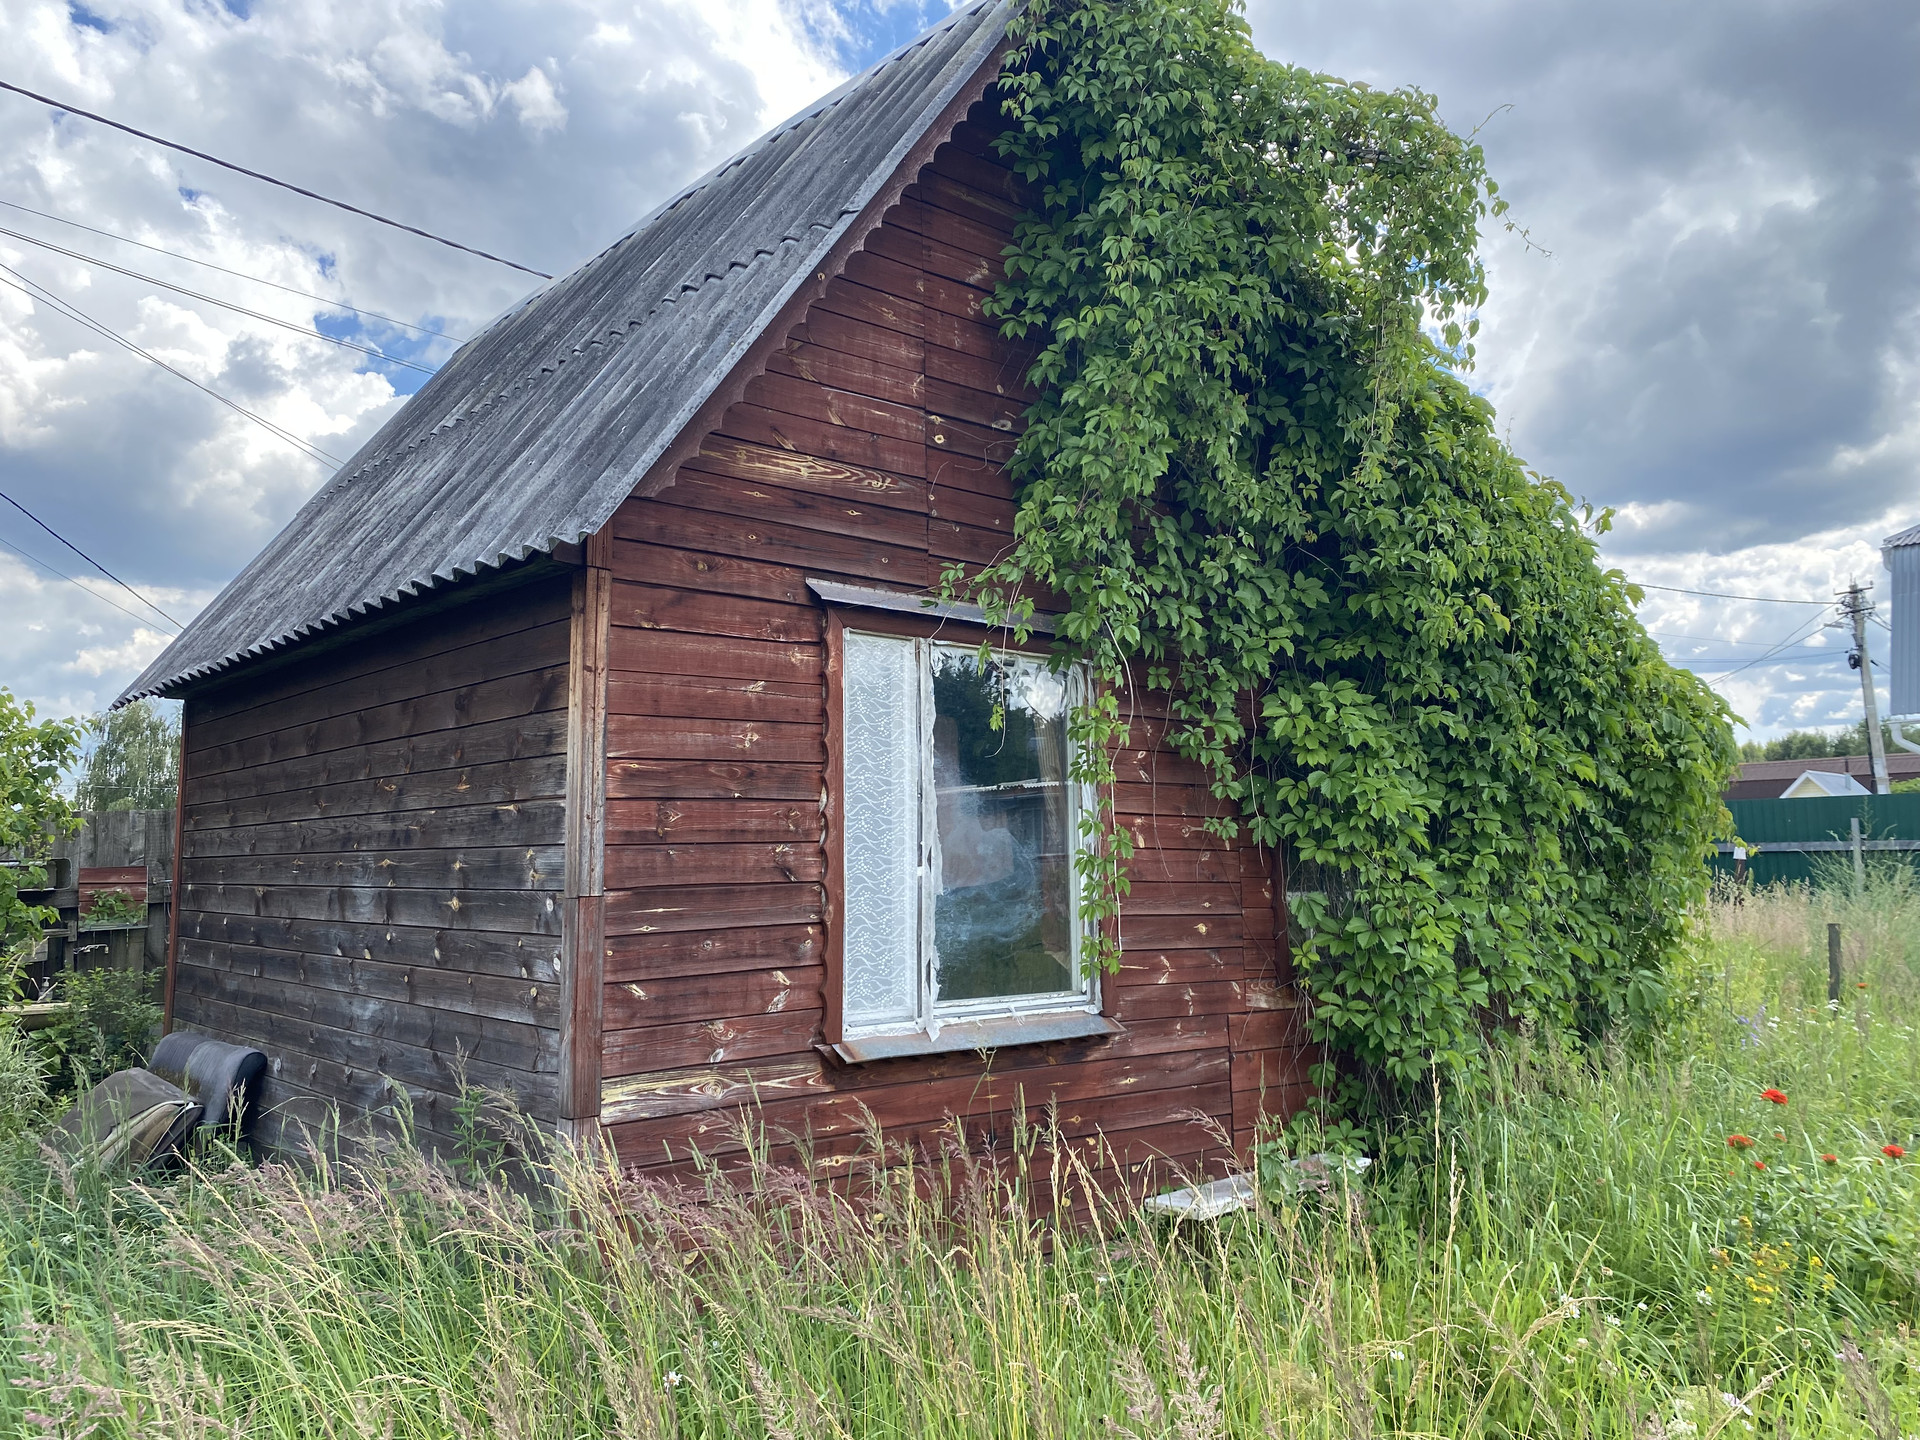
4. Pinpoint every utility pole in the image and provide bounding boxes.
[1841,582,1892,795]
